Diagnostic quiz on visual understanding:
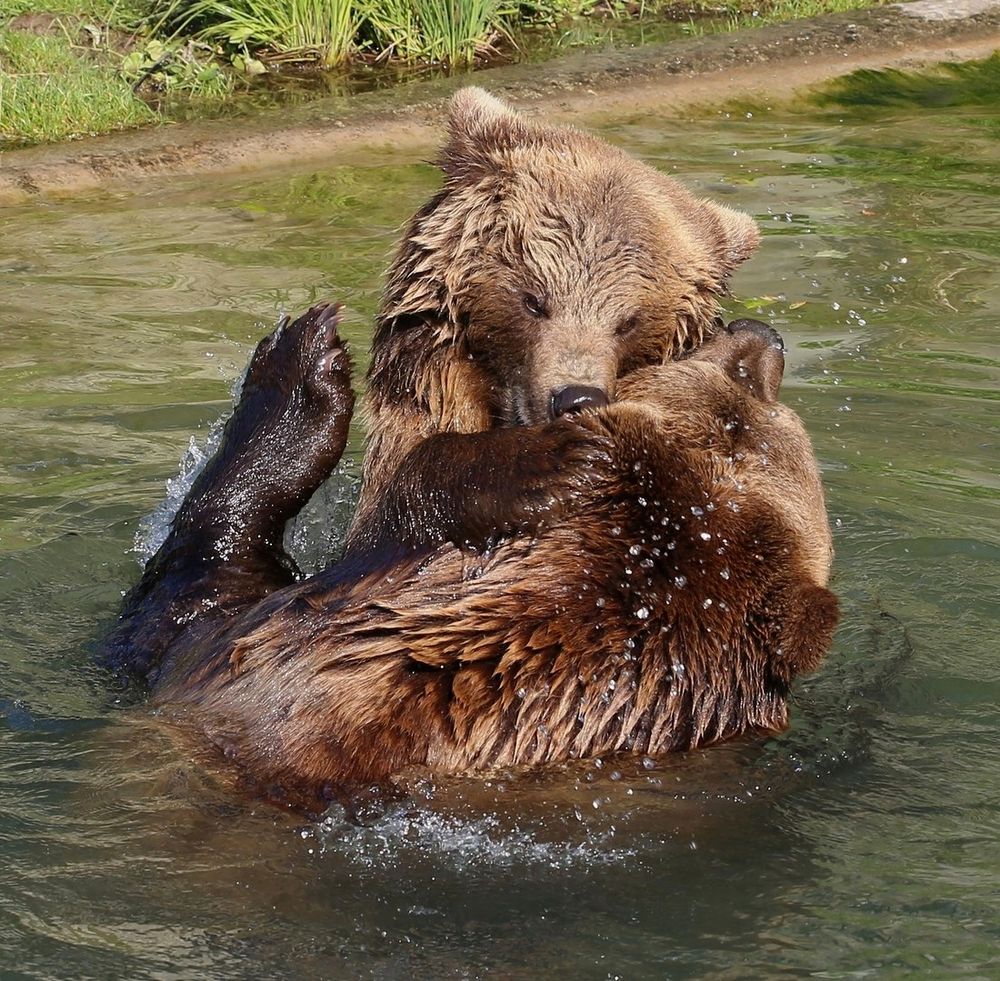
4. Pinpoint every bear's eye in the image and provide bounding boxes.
[523,293,548,318]
[616,314,640,338]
